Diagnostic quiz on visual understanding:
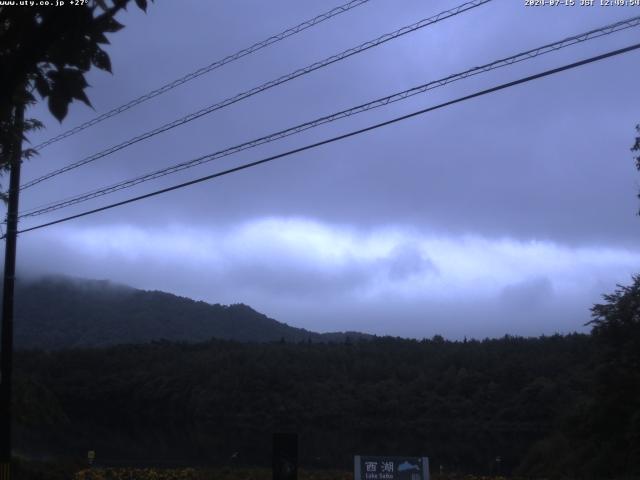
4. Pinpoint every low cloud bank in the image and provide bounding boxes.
[16,217,640,338]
